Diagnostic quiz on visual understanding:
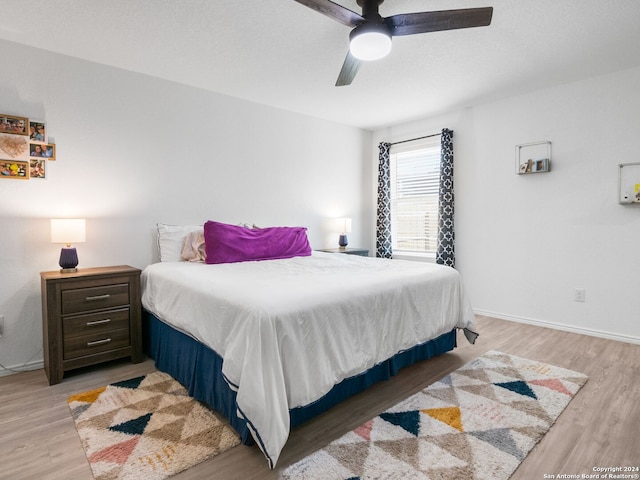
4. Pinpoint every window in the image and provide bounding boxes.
[389,135,441,256]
